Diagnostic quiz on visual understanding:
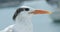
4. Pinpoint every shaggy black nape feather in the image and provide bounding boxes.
[13,7,29,20]
[13,8,24,20]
